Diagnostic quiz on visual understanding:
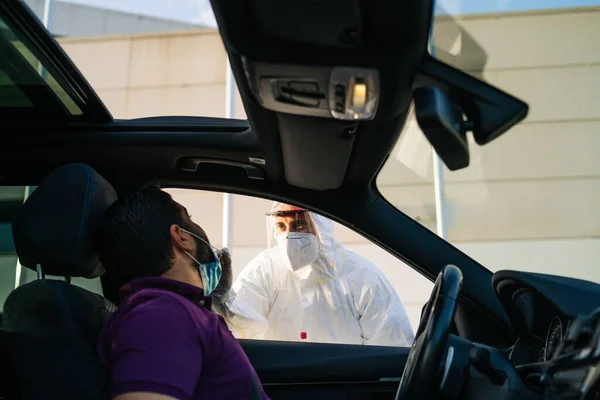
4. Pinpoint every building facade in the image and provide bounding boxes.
[23,0,203,37]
